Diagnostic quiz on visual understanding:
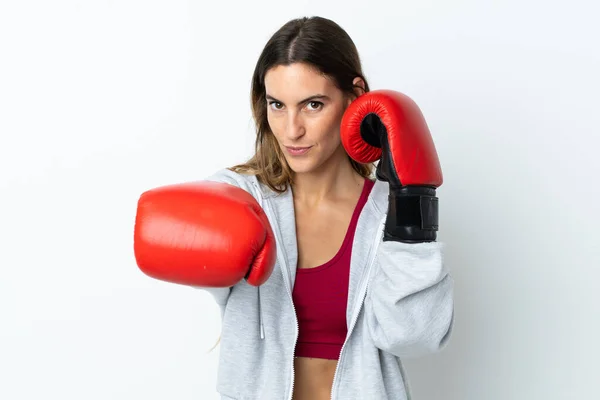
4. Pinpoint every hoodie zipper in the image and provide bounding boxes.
[329,217,385,400]
[260,196,299,400]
